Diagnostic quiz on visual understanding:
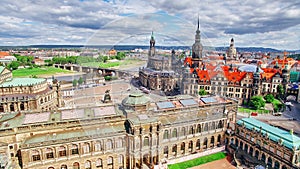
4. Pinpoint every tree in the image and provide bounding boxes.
[249,96,265,110]
[7,61,20,70]
[277,84,285,99]
[78,77,84,85]
[104,76,111,81]
[72,79,78,87]
[198,89,207,96]
[116,52,126,60]
[264,94,274,103]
